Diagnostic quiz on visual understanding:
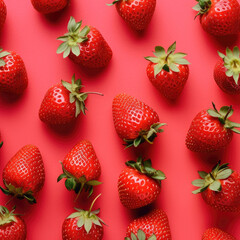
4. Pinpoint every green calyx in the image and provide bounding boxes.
[126,157,166,184]
[0,142,3,148]
[192,162,233,194]
[61,74,103,117]
[125,230,157,240]
[57,17,90,58]
[124,122,166,148]
[0,206,18,226]
[57,162,102,200]
[67,194,105,234]
[0,48,10,67]
[207,102,240,134]
[218,46,240,85]
[145,42,190,77]
[192,0,212,18]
